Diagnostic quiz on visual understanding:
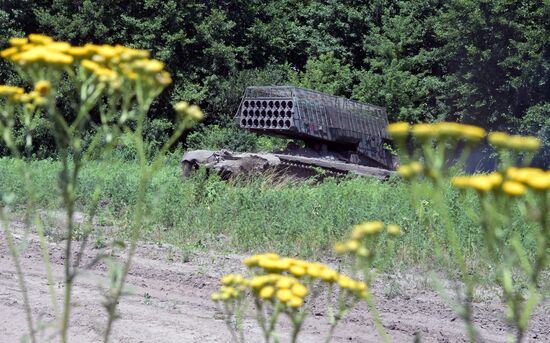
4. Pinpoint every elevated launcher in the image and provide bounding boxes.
[235,86,395,170]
